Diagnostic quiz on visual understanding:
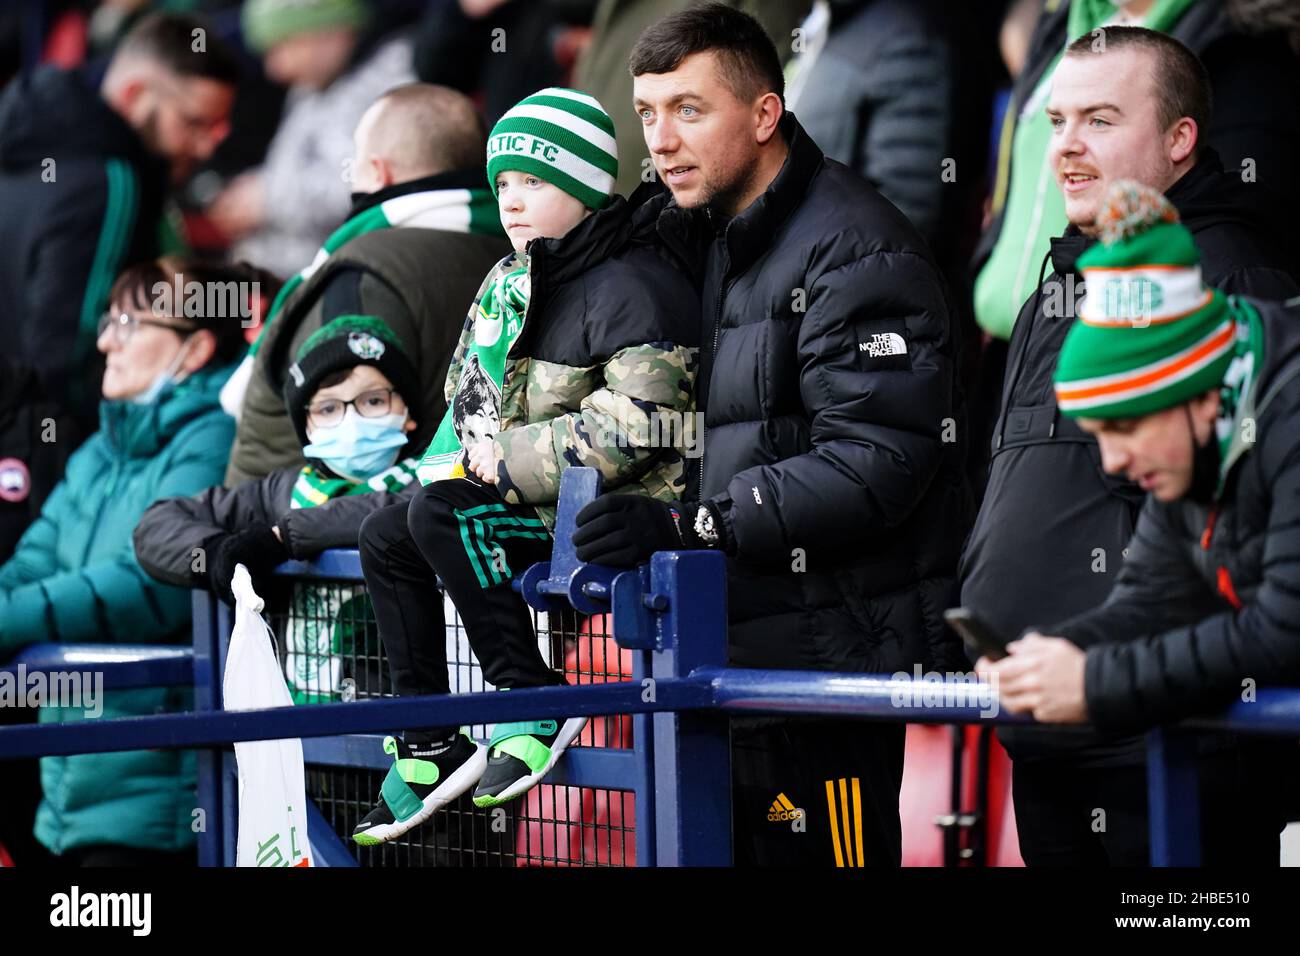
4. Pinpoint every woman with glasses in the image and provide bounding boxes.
[0,256,272,867]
